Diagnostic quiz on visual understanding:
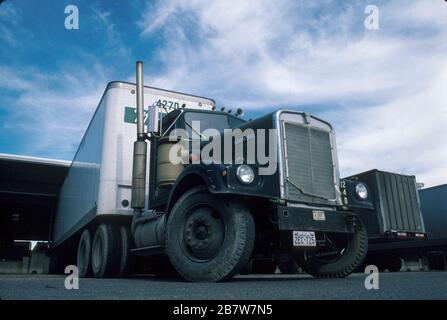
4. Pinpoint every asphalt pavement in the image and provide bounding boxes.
[1,271,446,300]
